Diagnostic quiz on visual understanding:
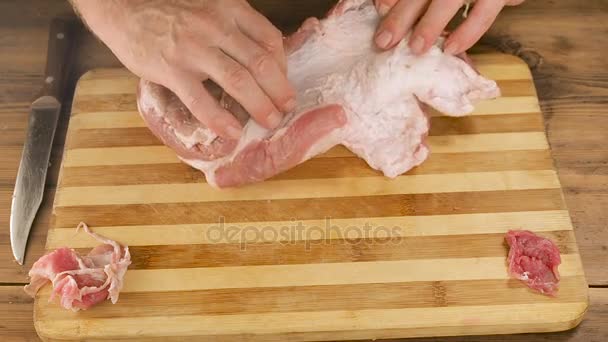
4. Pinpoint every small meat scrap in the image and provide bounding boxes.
[24,223,131,311]
[505,230,561,296]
